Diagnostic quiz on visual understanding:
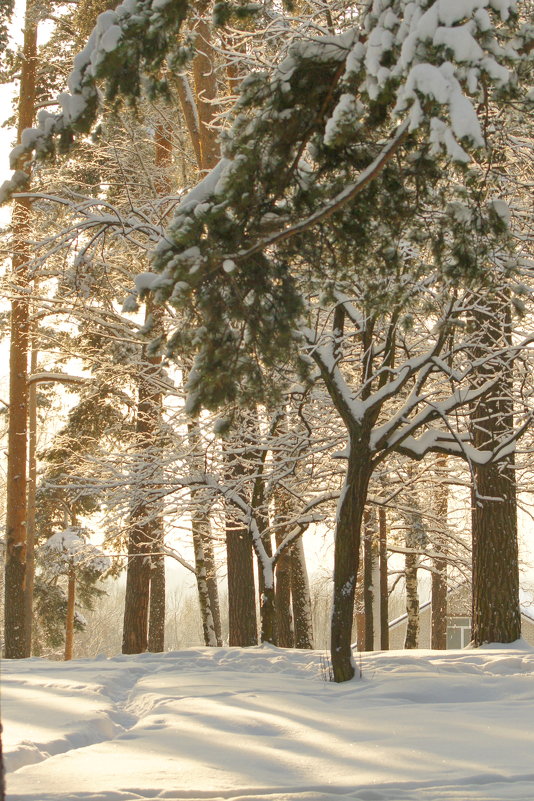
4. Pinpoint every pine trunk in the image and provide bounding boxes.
[191,16,220,171]
[23,343,38,656]
[148,521,165,653]
[224,428,257,647]
[226,521,257,646]
[4,0,37,659]
[122,311,163,654]
[64,566,76,661]
[470,298,520,646]
[274,521,294,648]
[290,538,313,649]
